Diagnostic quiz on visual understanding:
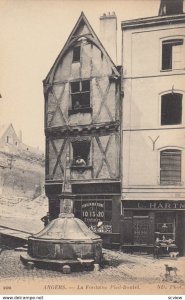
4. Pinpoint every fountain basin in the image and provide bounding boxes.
[21,215,102,269]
